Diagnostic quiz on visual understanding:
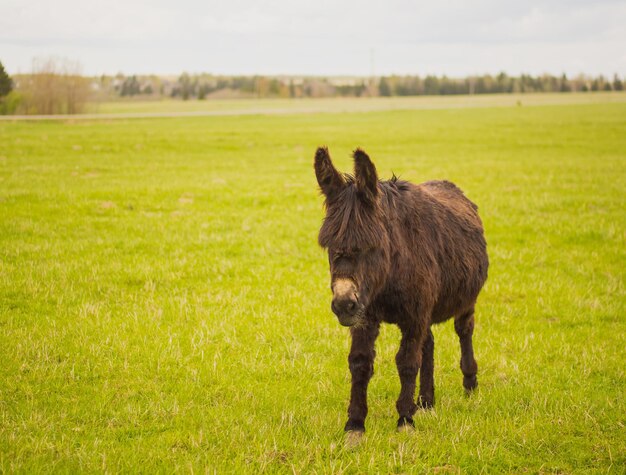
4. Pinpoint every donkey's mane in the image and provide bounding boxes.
[340,173,406,187]
[318,176,411,251]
